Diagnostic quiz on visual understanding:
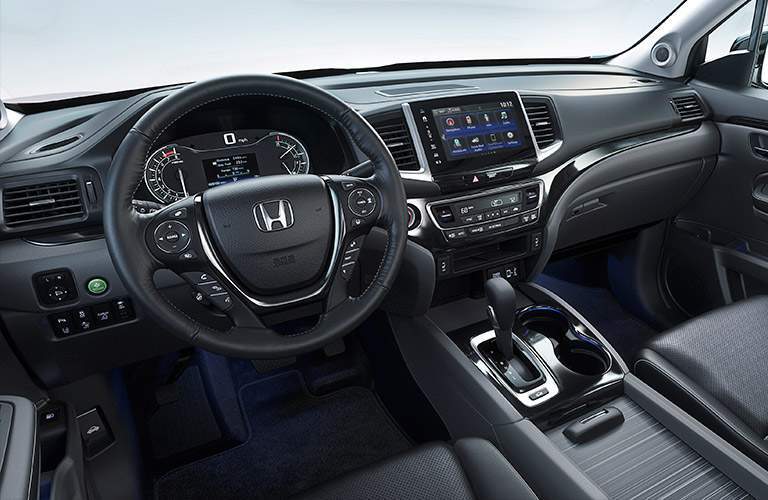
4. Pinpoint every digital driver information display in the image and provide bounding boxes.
[433,101,526,160]
[203,154,258,187]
